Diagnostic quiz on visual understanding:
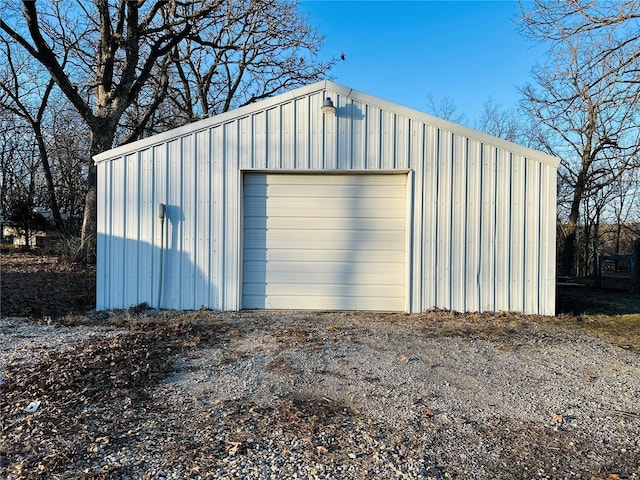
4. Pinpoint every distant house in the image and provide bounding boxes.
[1,208,57,248]
[94,81,559,314]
